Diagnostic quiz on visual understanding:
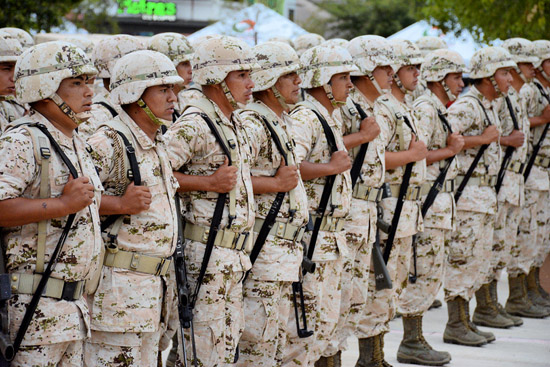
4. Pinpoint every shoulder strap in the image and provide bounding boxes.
[524,82,550,181]
[495,96,520,193]
[94,101,118,118]
[350,101,370,188]
[380,98,416,151]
